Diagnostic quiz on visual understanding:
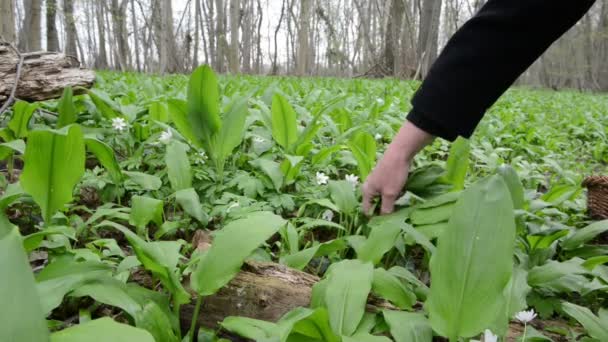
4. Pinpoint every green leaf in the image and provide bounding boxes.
[221,316,279,340]
[57,87,77,127]
[356,213,403,265]
[410,204,454,226]
[250,158,284,191]
[8,100,38,138]
[167,99,201,147]
[188,65,221,145]
[271,93,298,150]
[323,259,374,336]
[328,180,358,214]
[85,138,123,183]
[88,89,120,119]
[149,101,169,122]
[50,318,155,342]
[129,195,164,232]
[124,171,162,191]
[561,220,608,250]
[348,131,376,181]
[372,268,416,309]
[175,188,208,224]
[497,164,525,210]
[281,239,347,270]
[191,211,286,296]
[165,140,192,191]
[342,334,391,342]
[70,276,142,318]
[383,311,432,342]
[134,301,180,342]
[442,137,470,190]
[21,125,85,222]
[0,223,49,342]
[561,302,608,341]
[217,96,249,159]
[426,175,516,340]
